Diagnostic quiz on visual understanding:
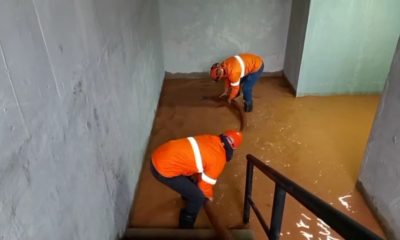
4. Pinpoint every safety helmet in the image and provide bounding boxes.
[210,63,223,80]
[224,130,243,149]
